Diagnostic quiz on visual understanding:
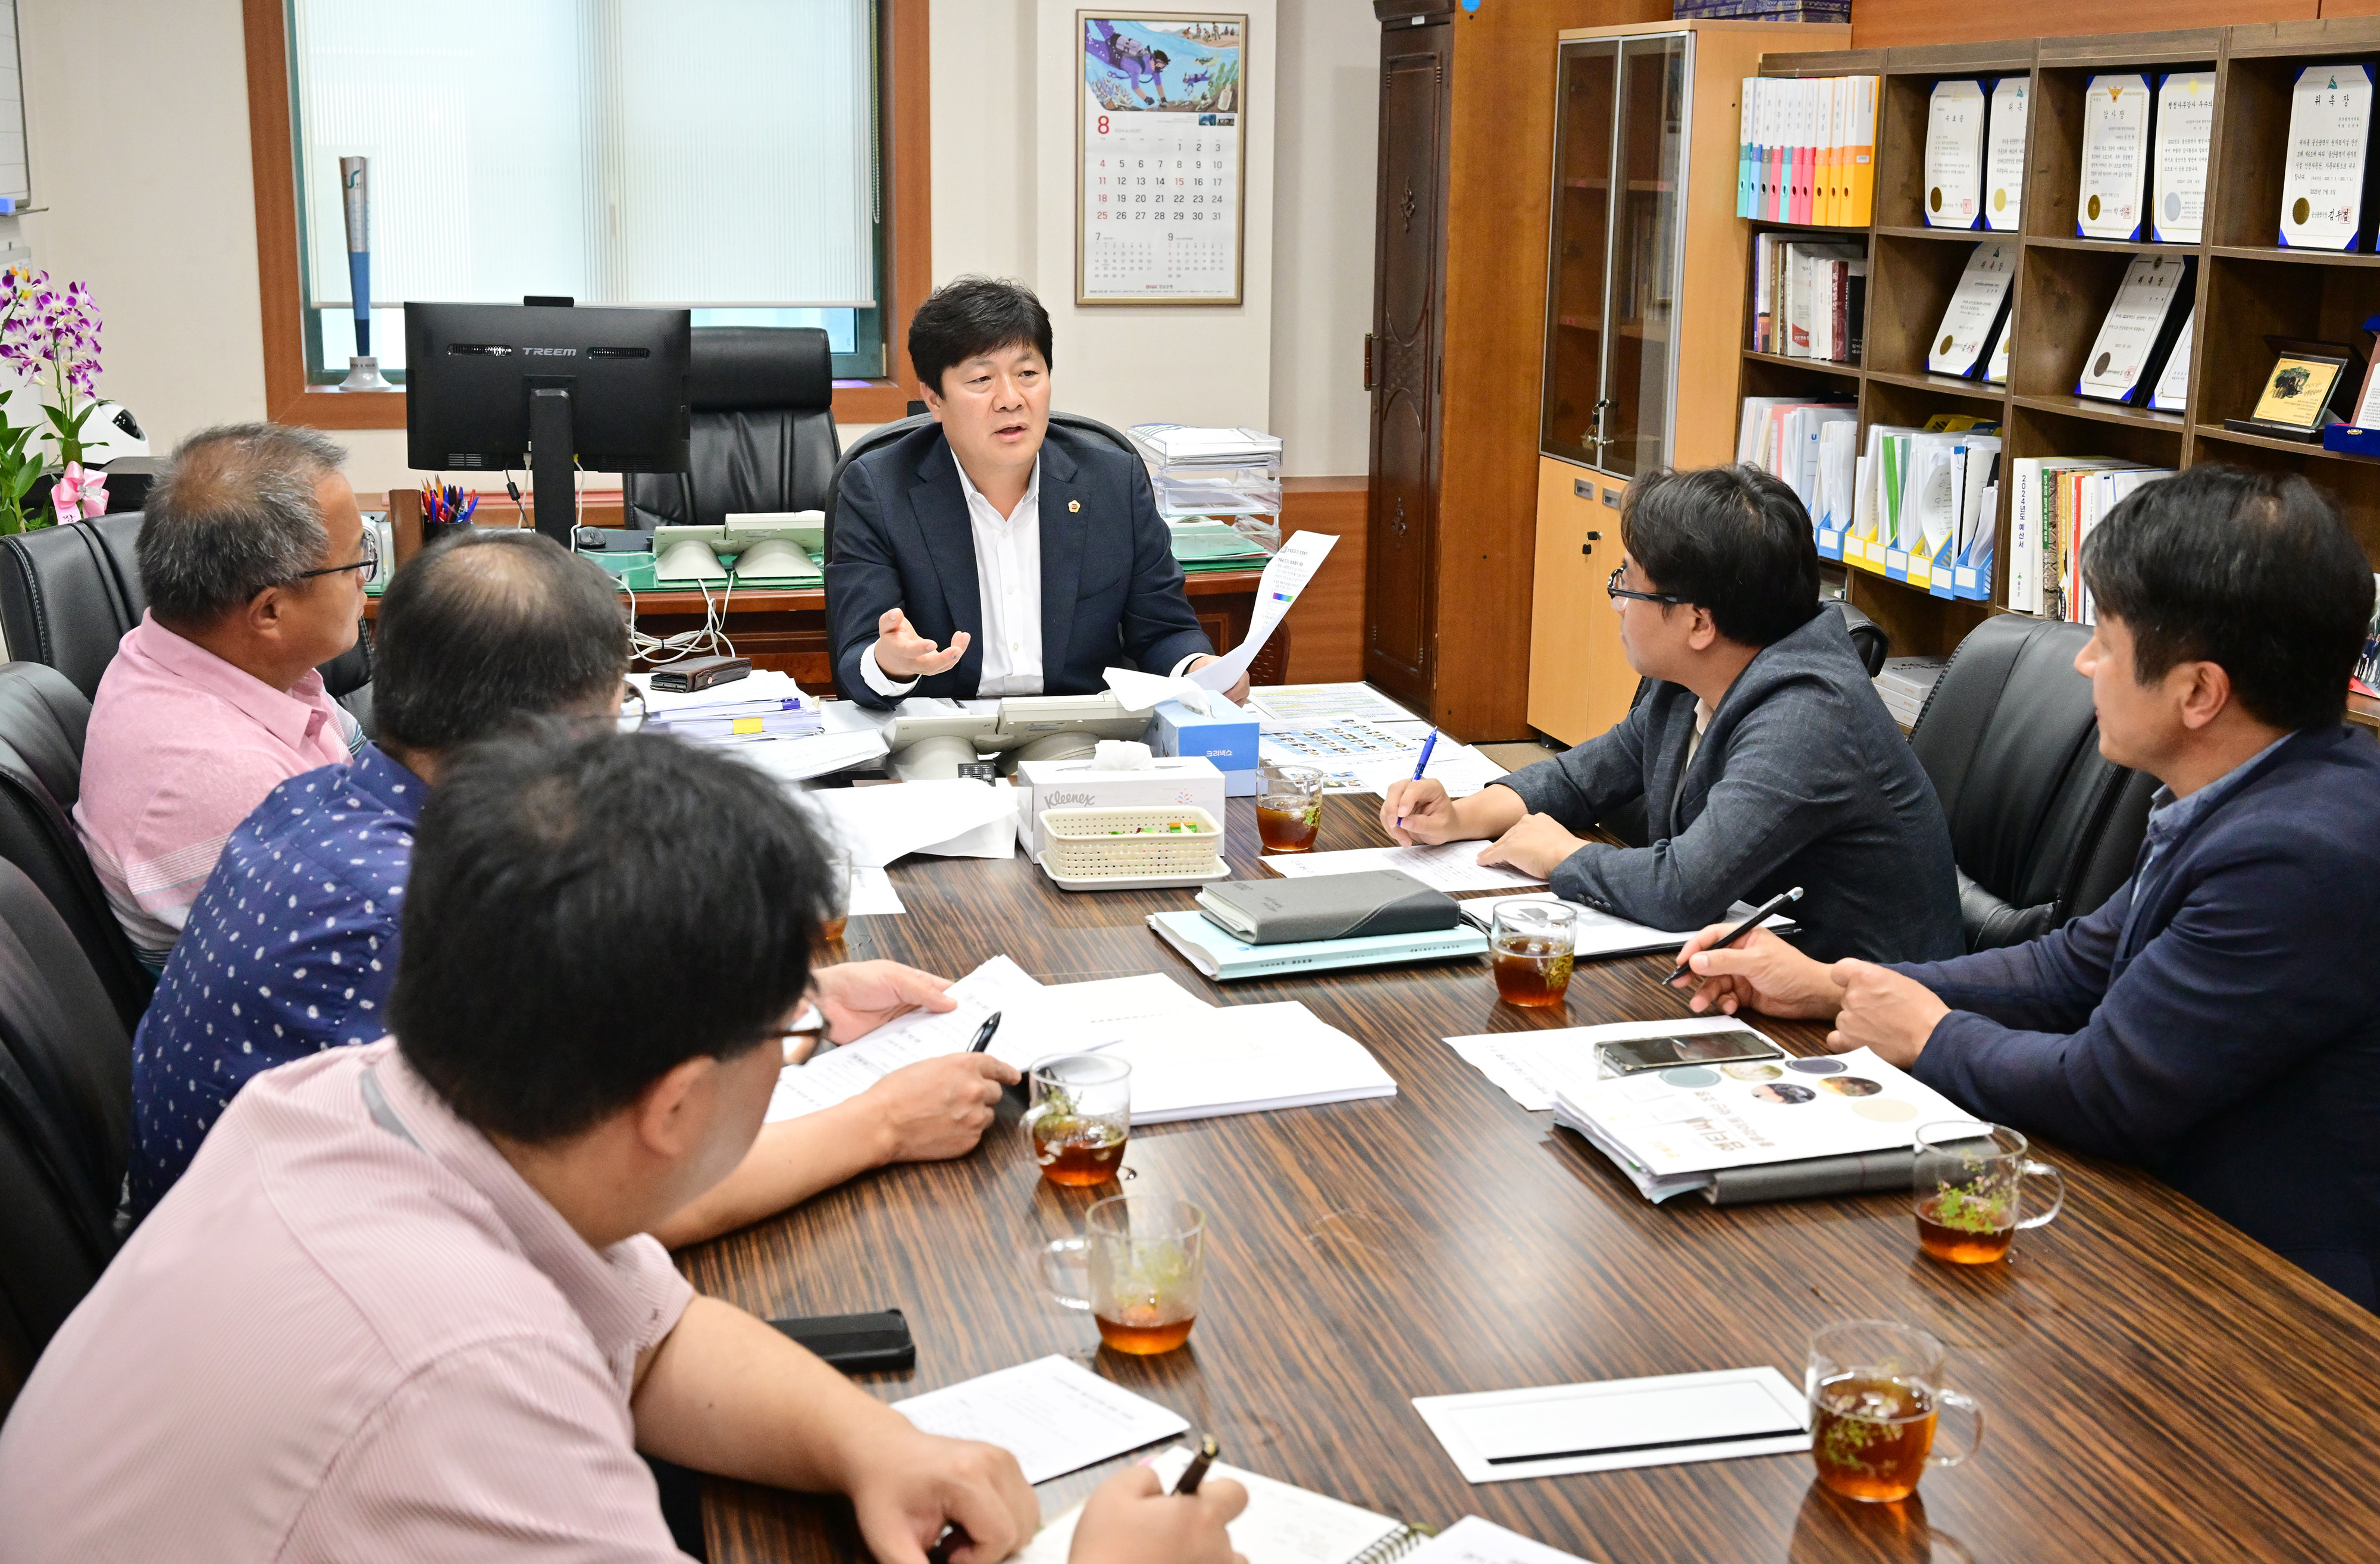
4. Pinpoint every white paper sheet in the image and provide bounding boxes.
[765,956,1042,1122]
[1404,1517,1601,1564]
[891,1356,1189,1485]
[1343,745,1507,800]
[1413,1368,1810,1482]
[1245,684,1420,728]
[1188,531,1340,690]
[801,778,1020,867]
[1016,1446,1417,1564]
[984,972,1213,1068]
[1020,1002,1397,1124]
[847,866,905,916]
[734,728,892,783]
[1263,843,1544,894]
[1103,665,1210,715]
